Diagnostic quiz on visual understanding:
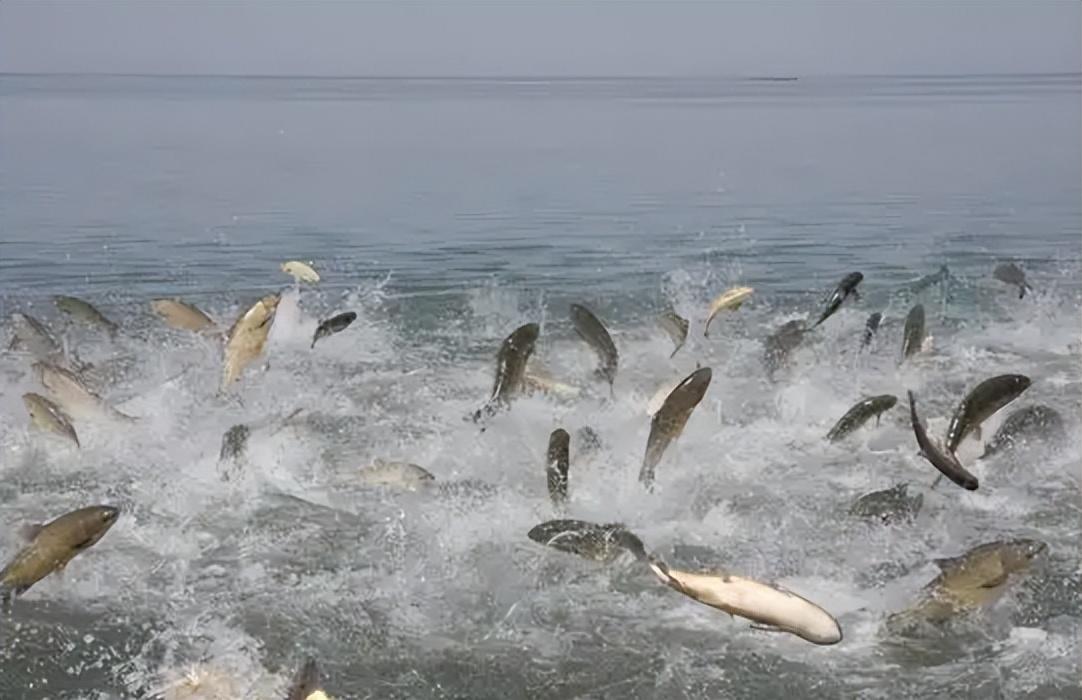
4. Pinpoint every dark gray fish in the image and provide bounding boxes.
[570,303,618,391]
[285,657,323,700]
[908,265,950,294]
[472,322,540,422]
[219,424,250,467]
[763,319,807,378]
[54,295,118,334]
[945,374,1032,453]
[981,405,1066,458]
[813,272,863,328]
[8,312,63,362]
[23,392,80,448]
[908,390,978,491]
[546,428,570,506]
[825,394,898,442]
[640,366,712,487]
[849,483,923,524]
[574,425,603,458]
[899,304,925,363]
[658,310,689,358]
[311,311,357,349]
[993,263,1032,299]
[527,519,647,563]
[860,312,882,351]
